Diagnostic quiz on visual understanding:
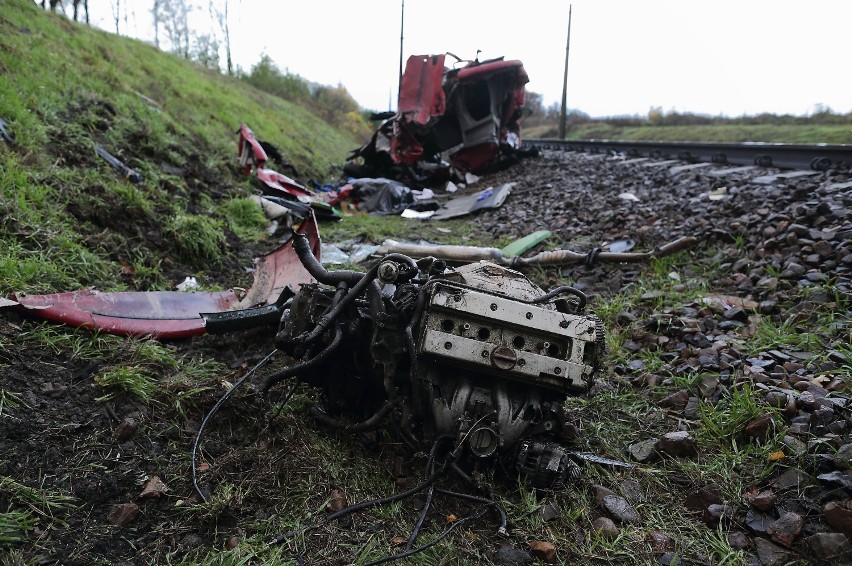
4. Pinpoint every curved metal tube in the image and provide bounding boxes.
[308,400,394,433]
[260,323,344,392]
